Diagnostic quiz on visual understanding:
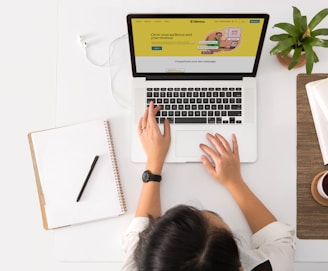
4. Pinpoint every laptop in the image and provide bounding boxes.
[127,13,269,163]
